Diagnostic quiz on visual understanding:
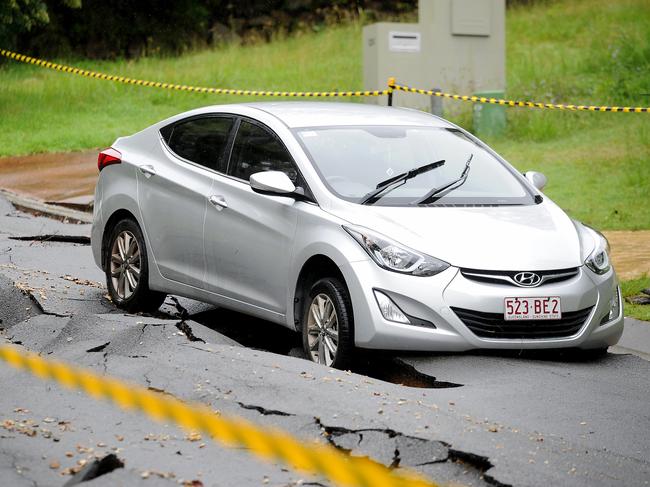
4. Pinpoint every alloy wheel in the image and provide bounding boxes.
[306,293,339,366]
[110,230,141,300]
